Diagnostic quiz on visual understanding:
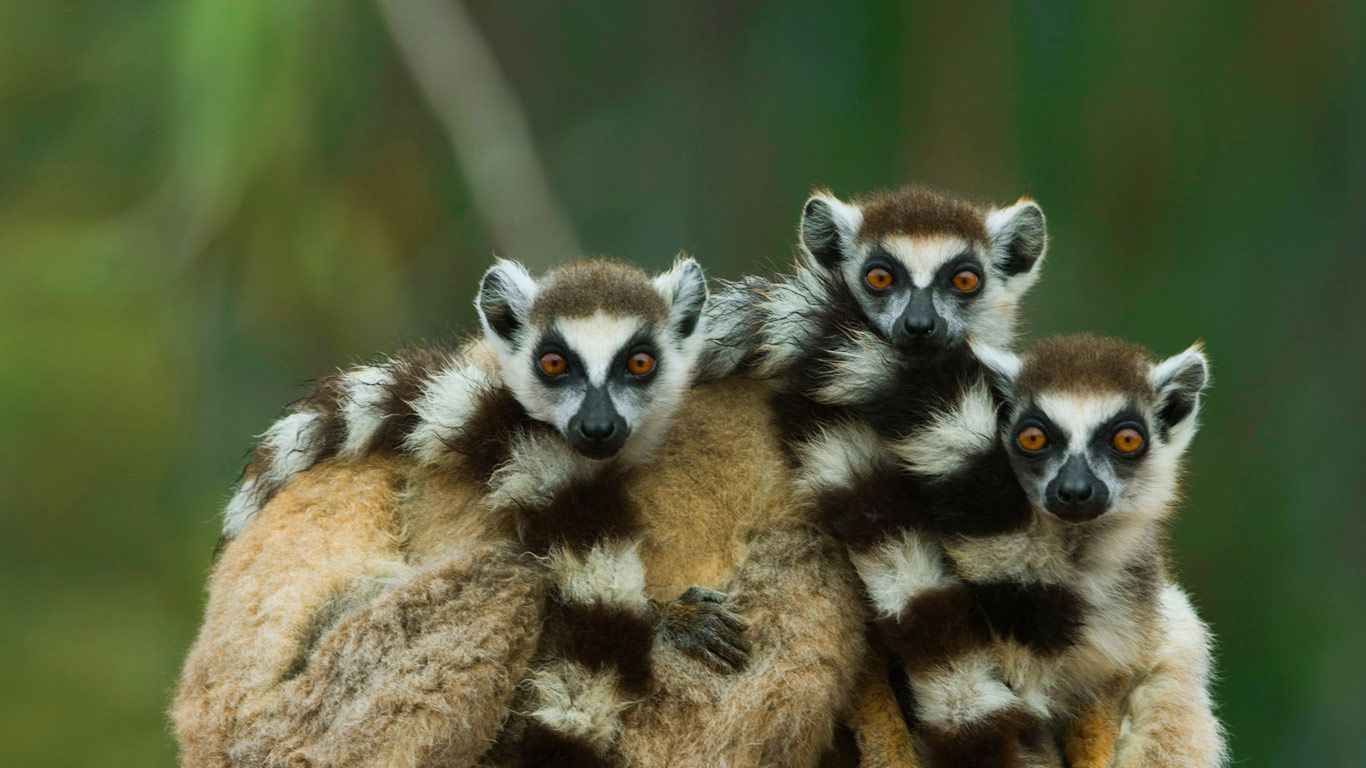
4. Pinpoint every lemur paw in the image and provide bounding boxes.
[659,586,751,673]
